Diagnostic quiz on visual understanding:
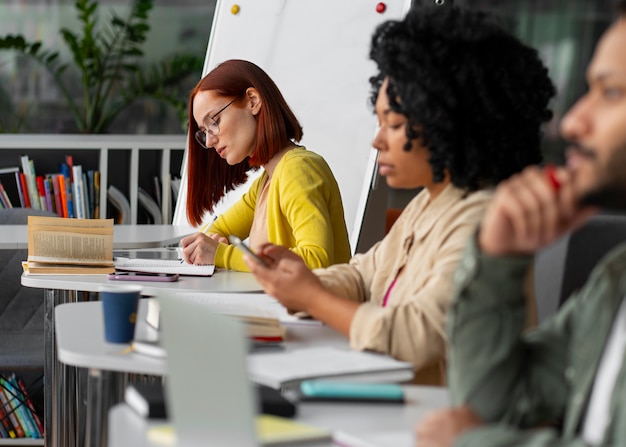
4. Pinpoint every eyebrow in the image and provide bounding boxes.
[587,71,626,84]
